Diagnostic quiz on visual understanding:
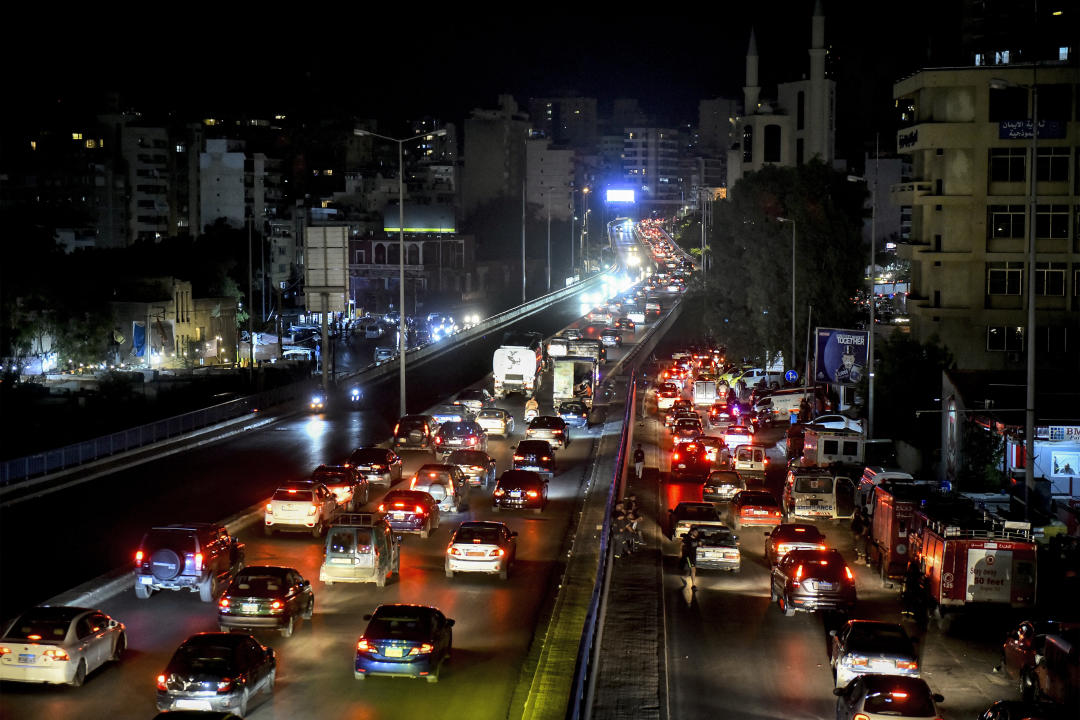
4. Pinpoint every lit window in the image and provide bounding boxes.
[72,132,83,140]
[1059,47,1069,61]
[30,140,36,150]
[85,139,96,149]
[987,326,1024,352]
